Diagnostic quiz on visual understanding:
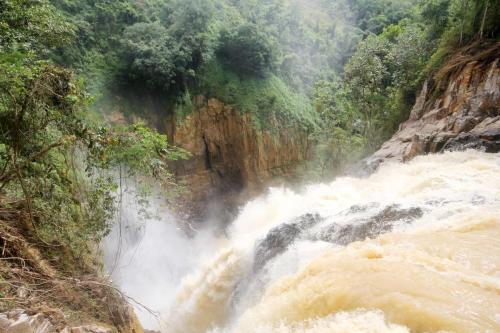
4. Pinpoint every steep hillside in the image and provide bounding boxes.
[0,202,144,333]
[362,42,500,172]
